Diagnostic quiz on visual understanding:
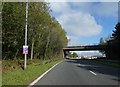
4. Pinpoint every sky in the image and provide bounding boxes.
[47,1,118,56]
